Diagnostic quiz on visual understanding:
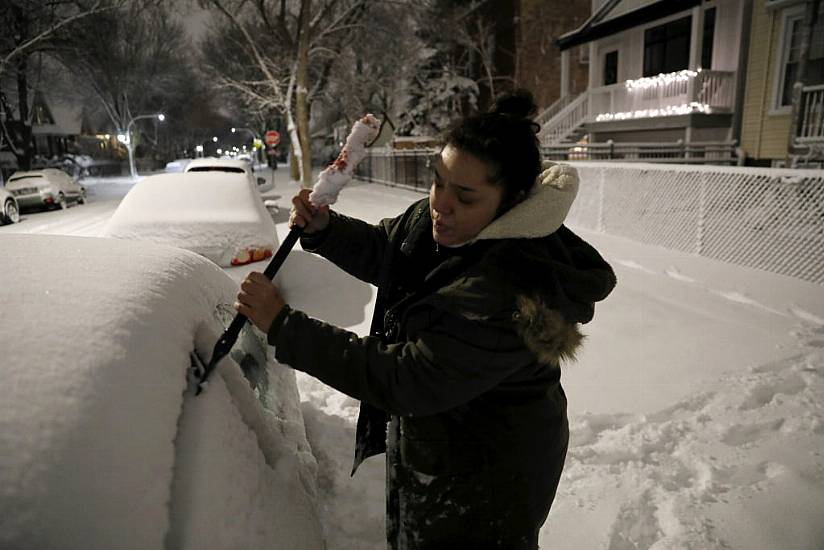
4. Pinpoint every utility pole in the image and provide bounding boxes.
[786,0,822,165]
